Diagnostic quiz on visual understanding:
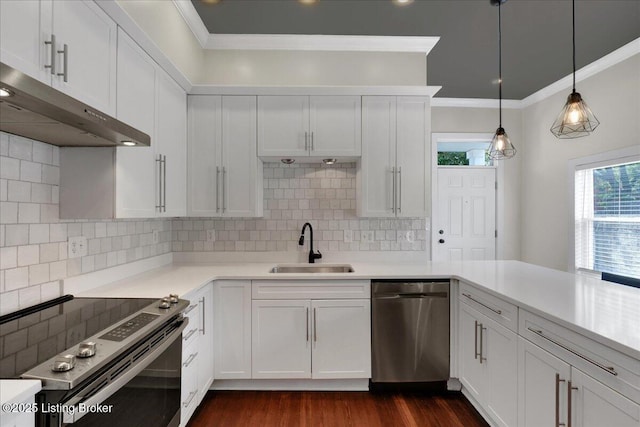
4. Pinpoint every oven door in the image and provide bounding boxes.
[58,318,186,427]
